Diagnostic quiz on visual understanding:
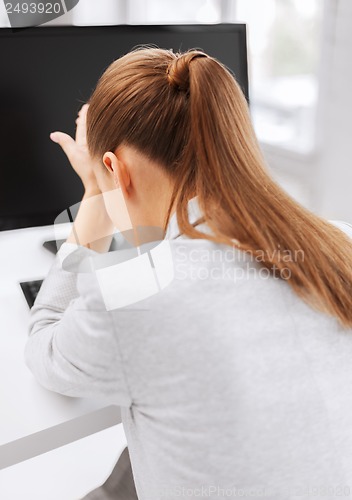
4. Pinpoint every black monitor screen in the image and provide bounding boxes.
[0,24,248,230]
